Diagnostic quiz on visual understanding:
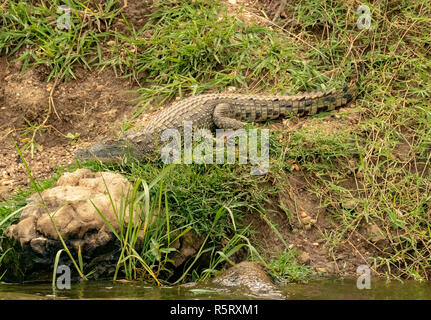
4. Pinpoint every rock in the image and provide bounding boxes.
[171,230,205,268]
[226,86,237,93]
[298,251,310,264]
[343,199,358,210]
[213,262,285,299]
[0,185,11,200]
[2,169,140,282]
[368,223,386,243]
[300,211,316,230]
